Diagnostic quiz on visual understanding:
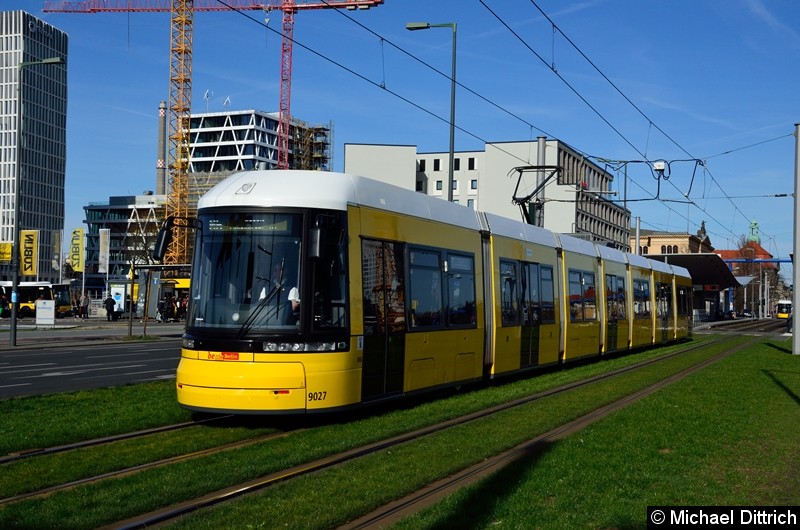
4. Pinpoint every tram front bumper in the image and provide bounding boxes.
[176,356,307,413]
